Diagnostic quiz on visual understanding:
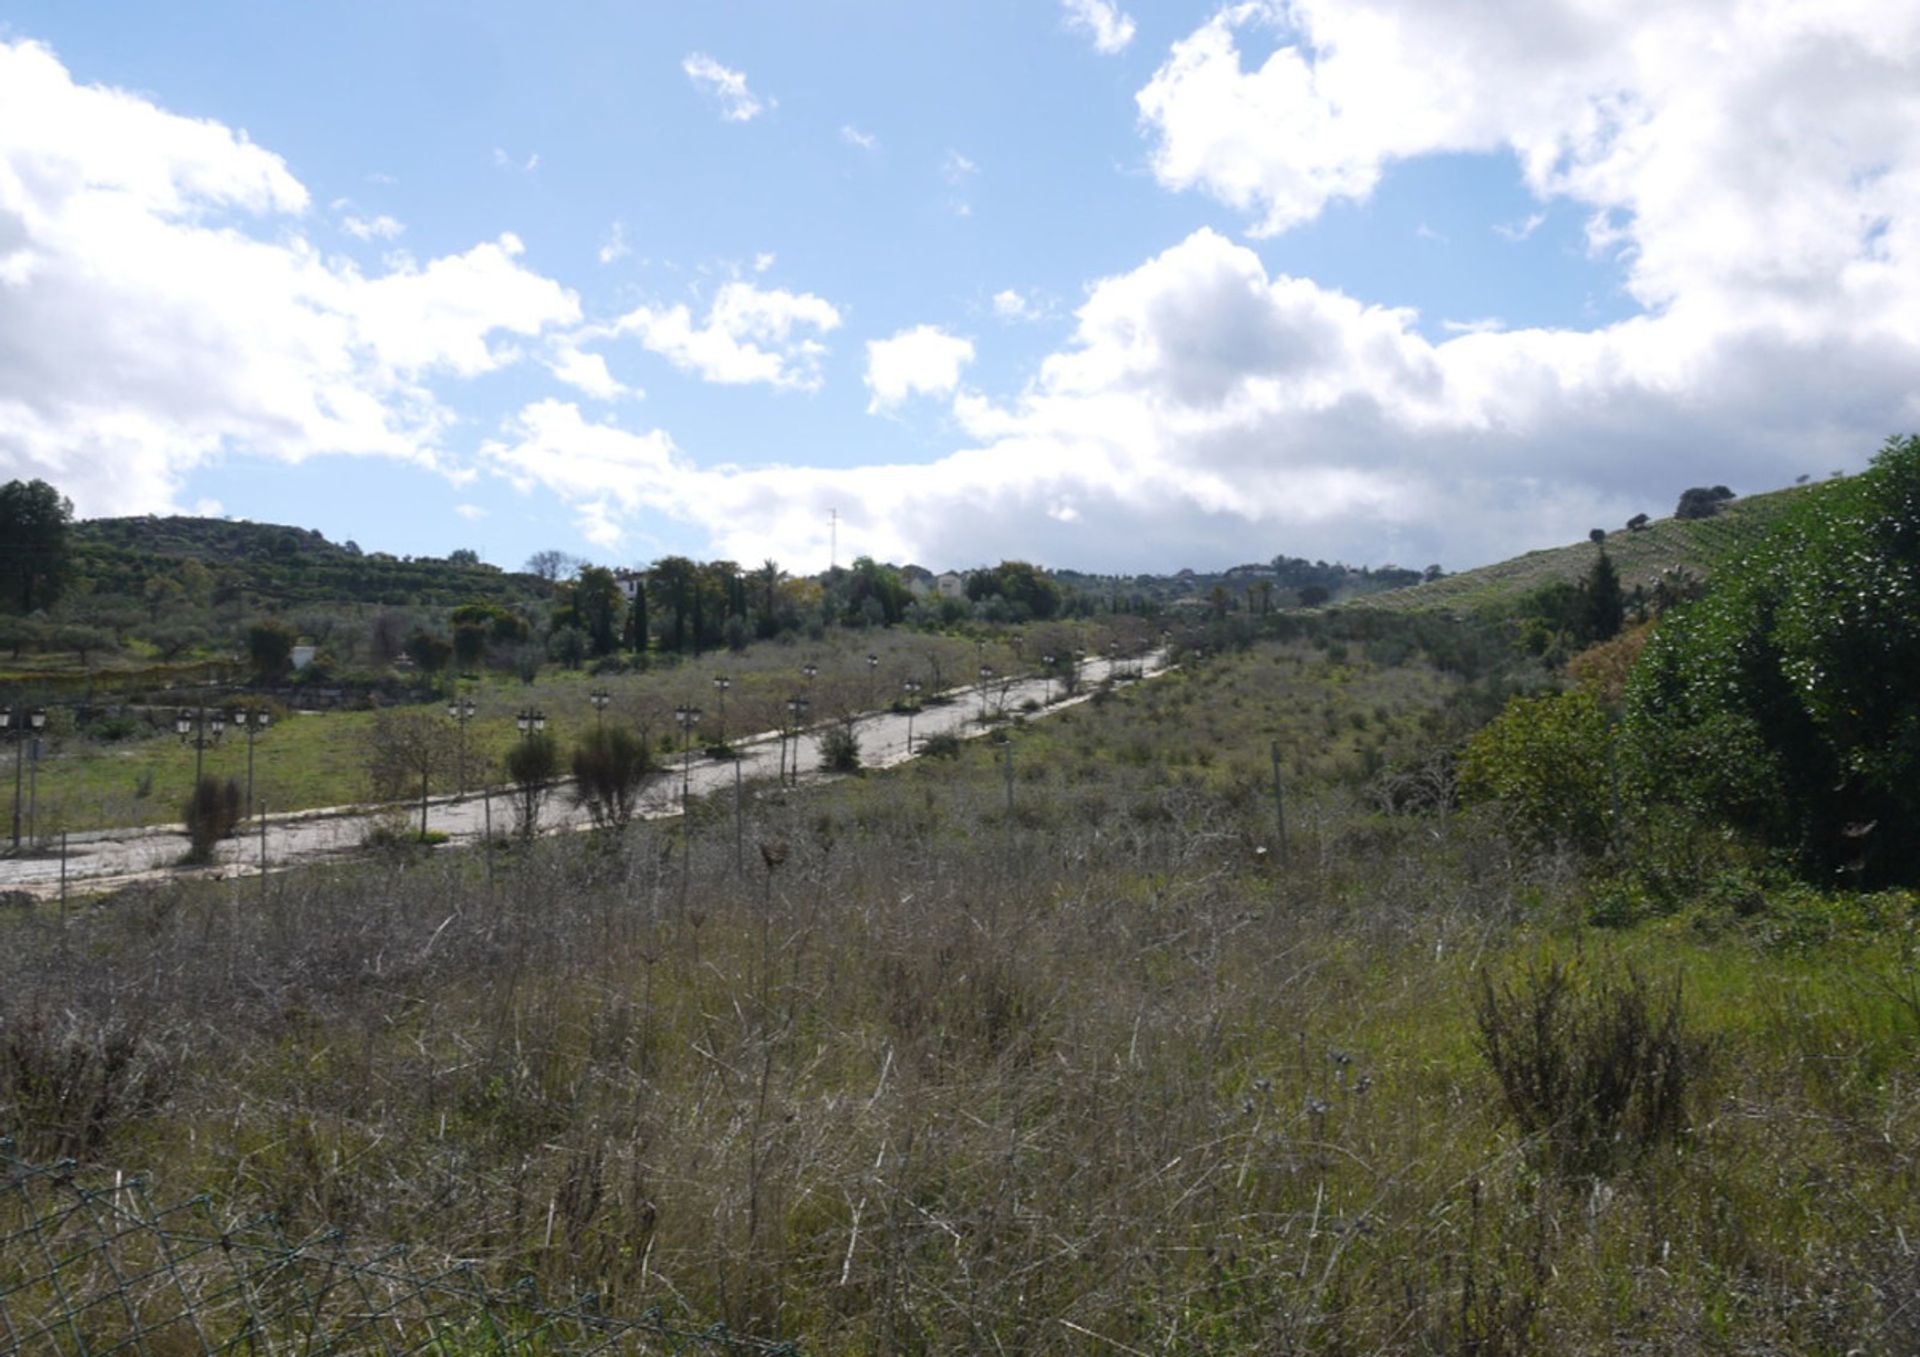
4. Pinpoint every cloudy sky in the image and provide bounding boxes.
[1,2,1915,575]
